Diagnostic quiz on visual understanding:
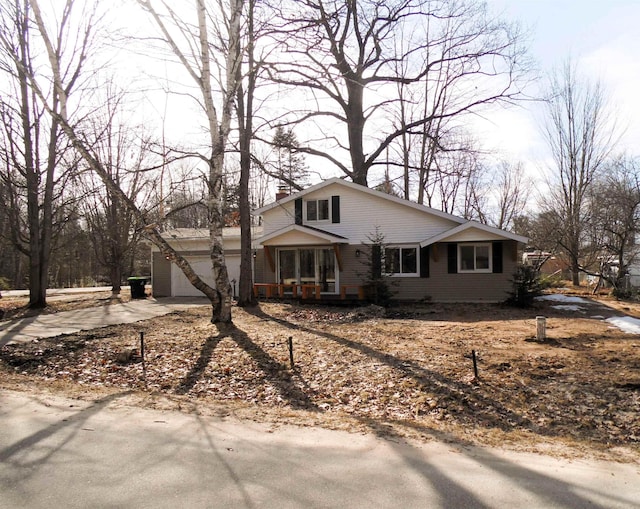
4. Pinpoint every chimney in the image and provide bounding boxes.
[275,184,289,201]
